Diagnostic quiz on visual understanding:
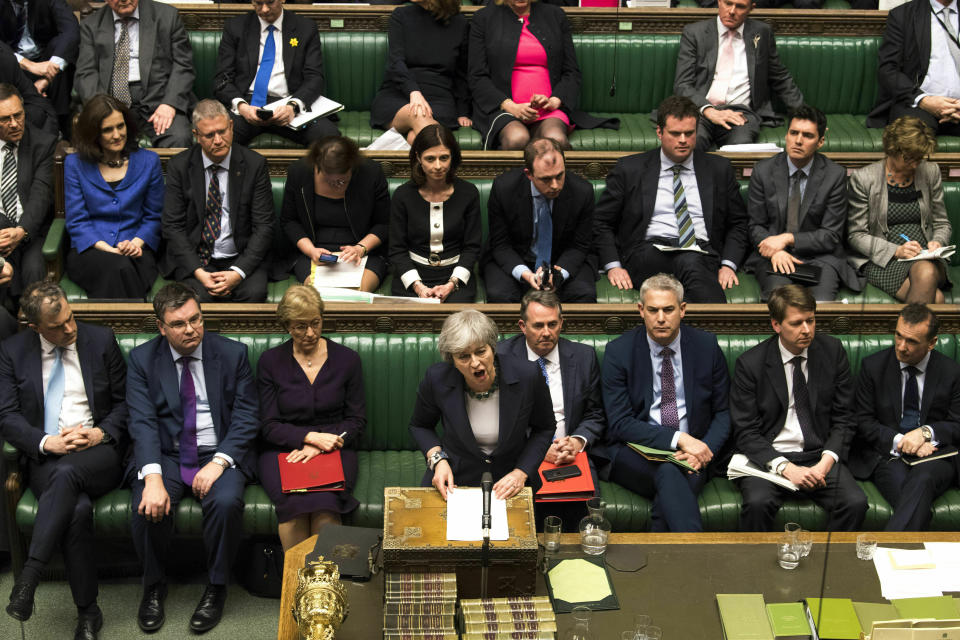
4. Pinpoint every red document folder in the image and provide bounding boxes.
[278,450,345,493]
[535,451,595,502]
